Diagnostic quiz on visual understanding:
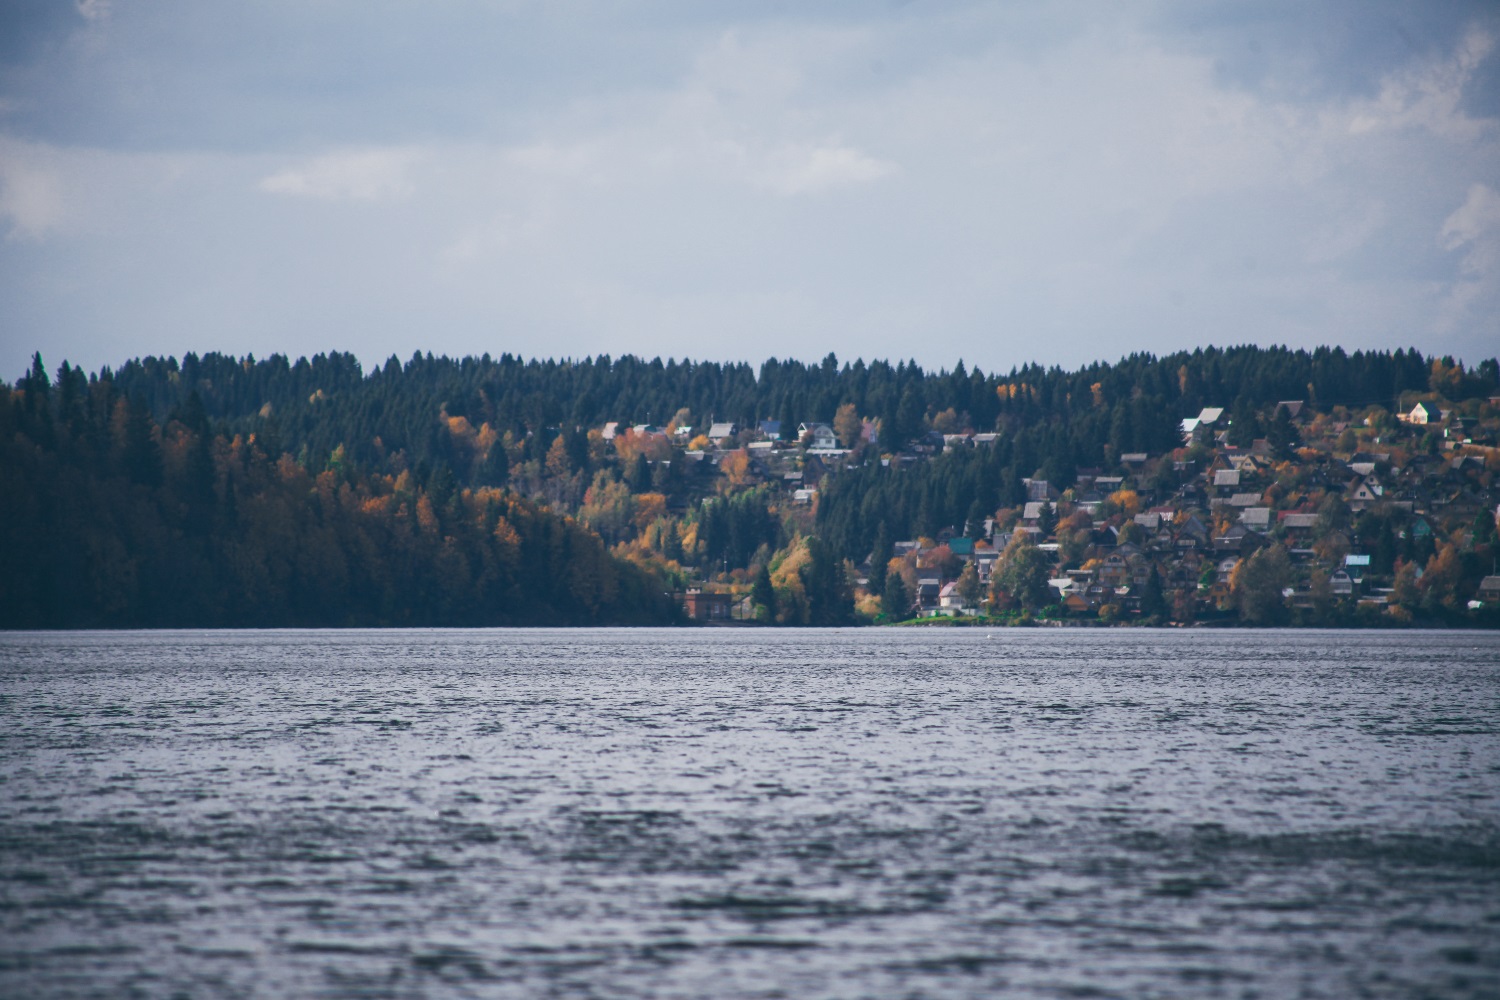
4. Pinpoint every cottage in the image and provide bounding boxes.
[798,422,838,450]
[707,422,739,442]
[916,578,942,614]
[683,589,732,621]
[1402,402,1434,425]
[1239,507,1271,529]
[1024,478,1061,502]
[1478,576,1500,604]
[1280,512,1318,532]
